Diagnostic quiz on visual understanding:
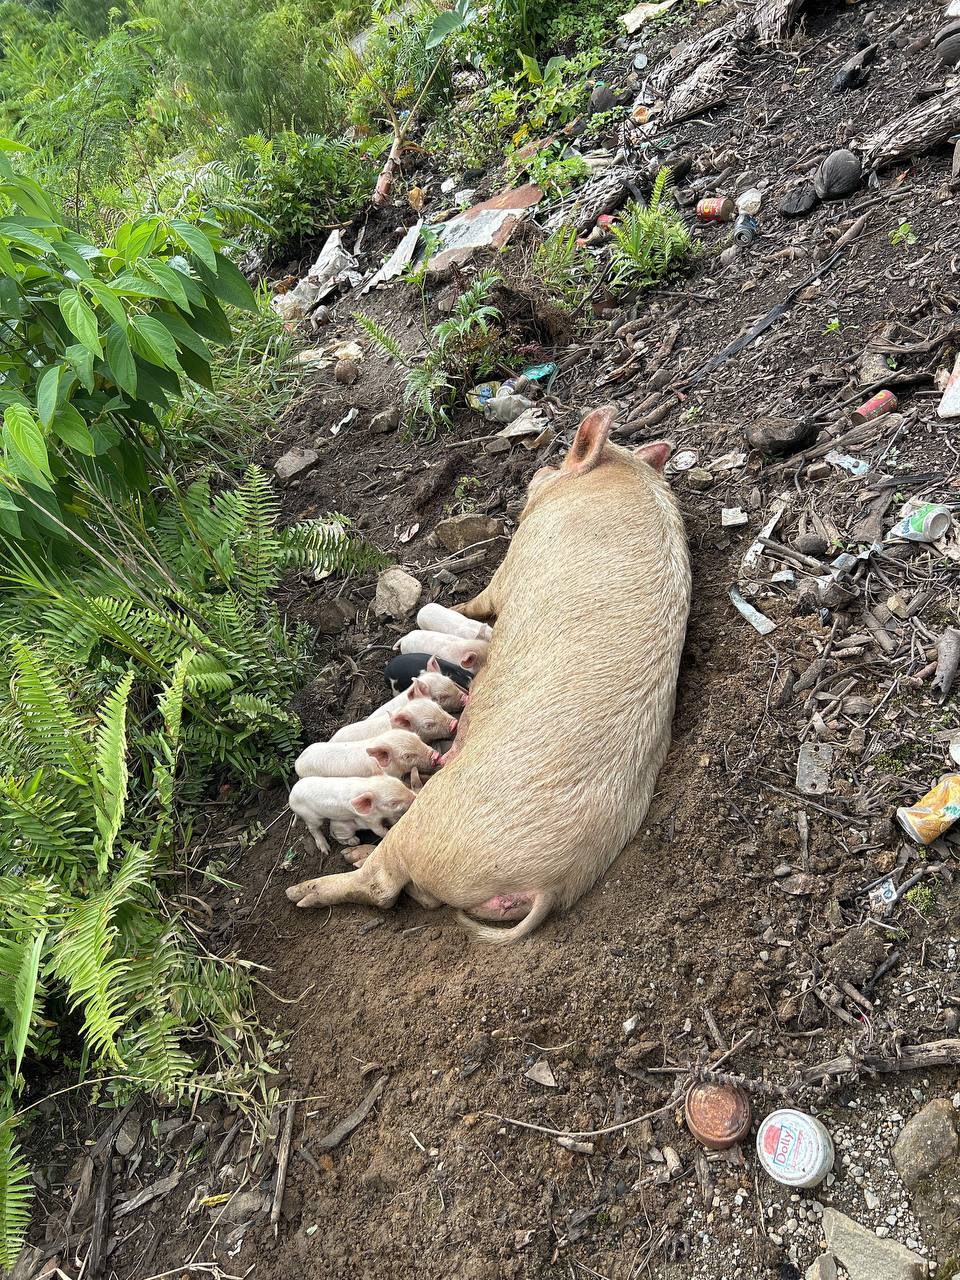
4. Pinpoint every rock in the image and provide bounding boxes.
[524,1059,557,1087]
[116,1116,141,1157]
[589,83,617,115]
[274,447,319,481]
[684,468,714,491]
[805,1256,837,1280]
[315,598,357,636]
[893,1099,960,1188]
[814,149,862,200]
[334,358,359,385]
[823,1207,925,1280]
[374,568,422,619]
[434,513,505,553]
[935,20,960,66]
[370,405,400,434]
[780,182,819,217]
[218,1189,270,1224]
[745,416,817,455]
[793,533,828,557]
